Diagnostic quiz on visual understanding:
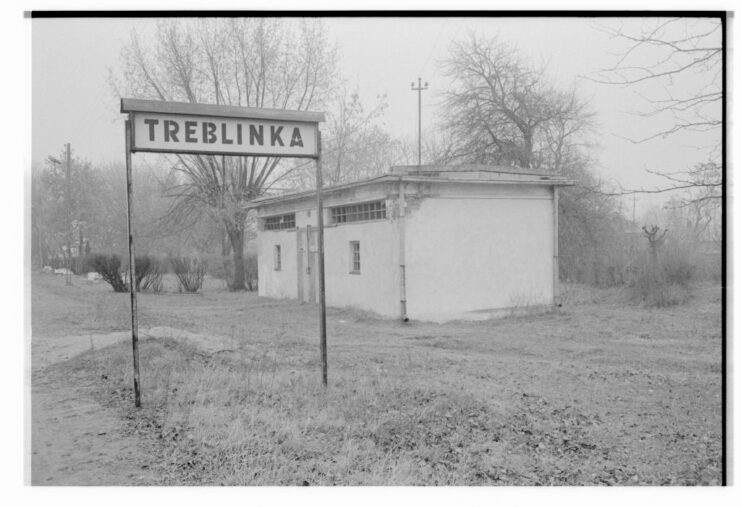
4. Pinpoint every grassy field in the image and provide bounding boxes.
[31,272,723,486]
